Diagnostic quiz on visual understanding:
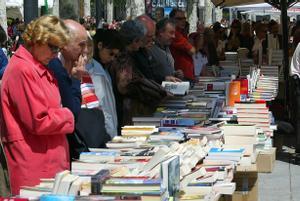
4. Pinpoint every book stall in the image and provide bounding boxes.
[4,55,280,201]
